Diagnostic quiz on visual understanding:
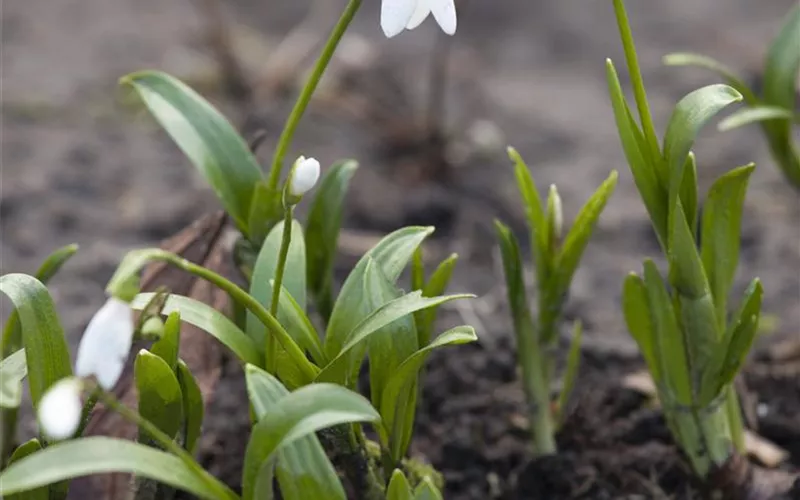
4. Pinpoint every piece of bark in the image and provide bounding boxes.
[68,211,232,499]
